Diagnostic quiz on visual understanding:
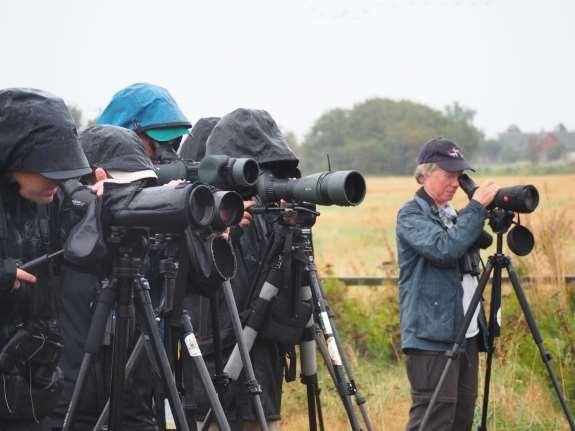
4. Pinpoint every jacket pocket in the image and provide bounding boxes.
[415,282,456,343]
